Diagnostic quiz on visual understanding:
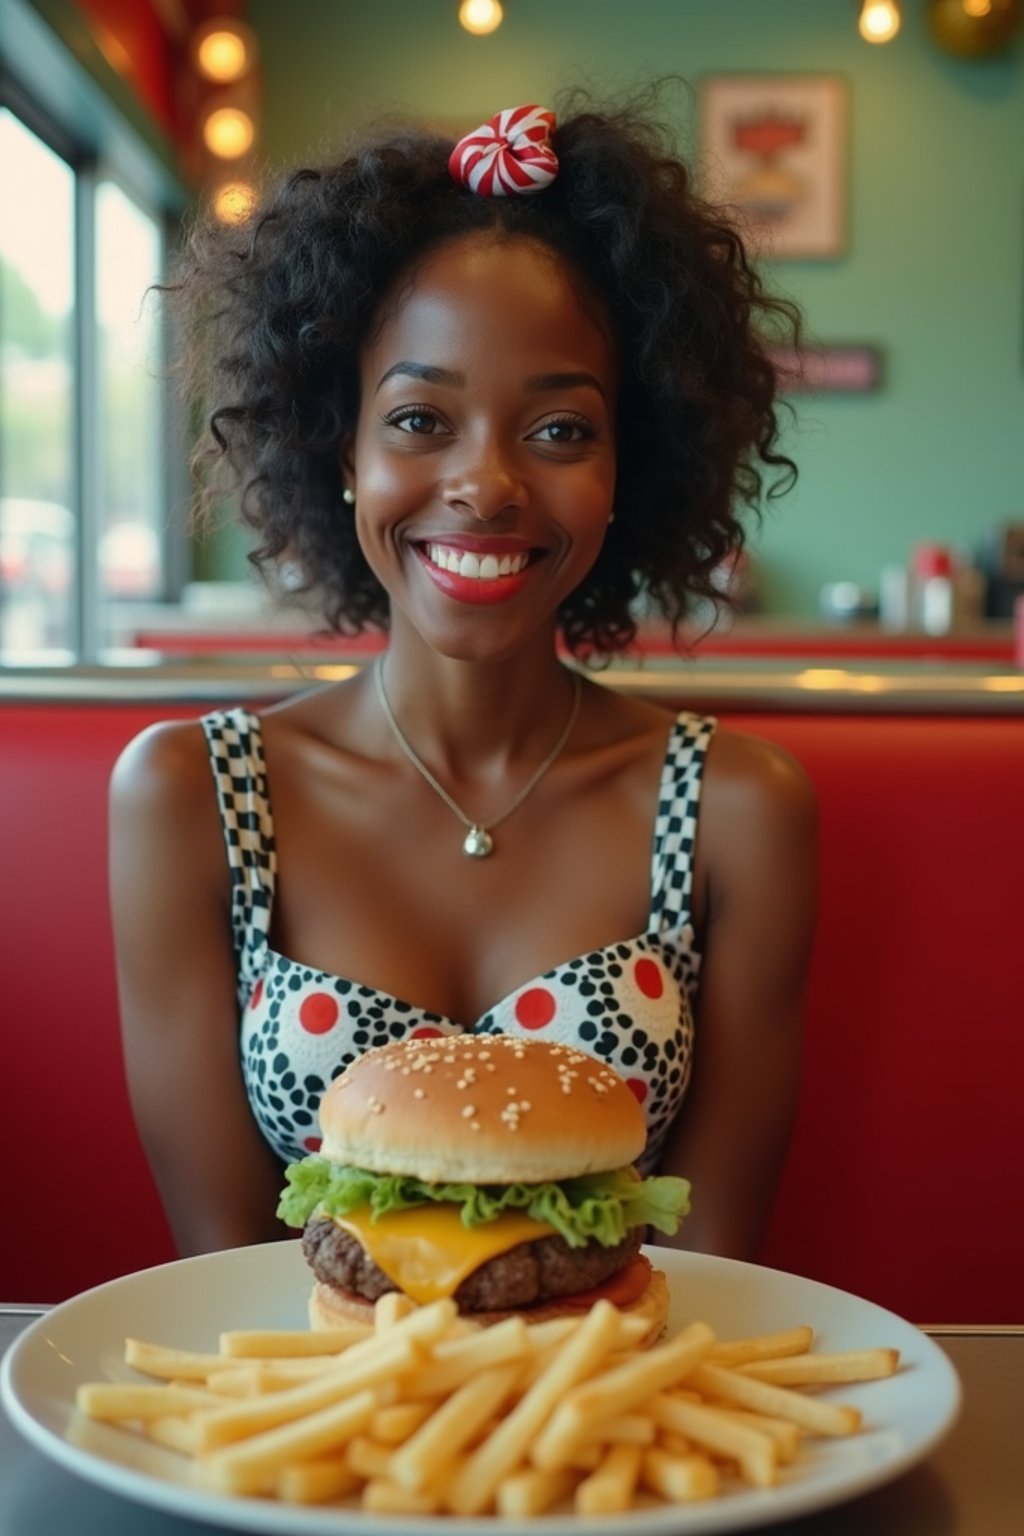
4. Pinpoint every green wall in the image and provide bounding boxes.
[234,0,1023,617]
